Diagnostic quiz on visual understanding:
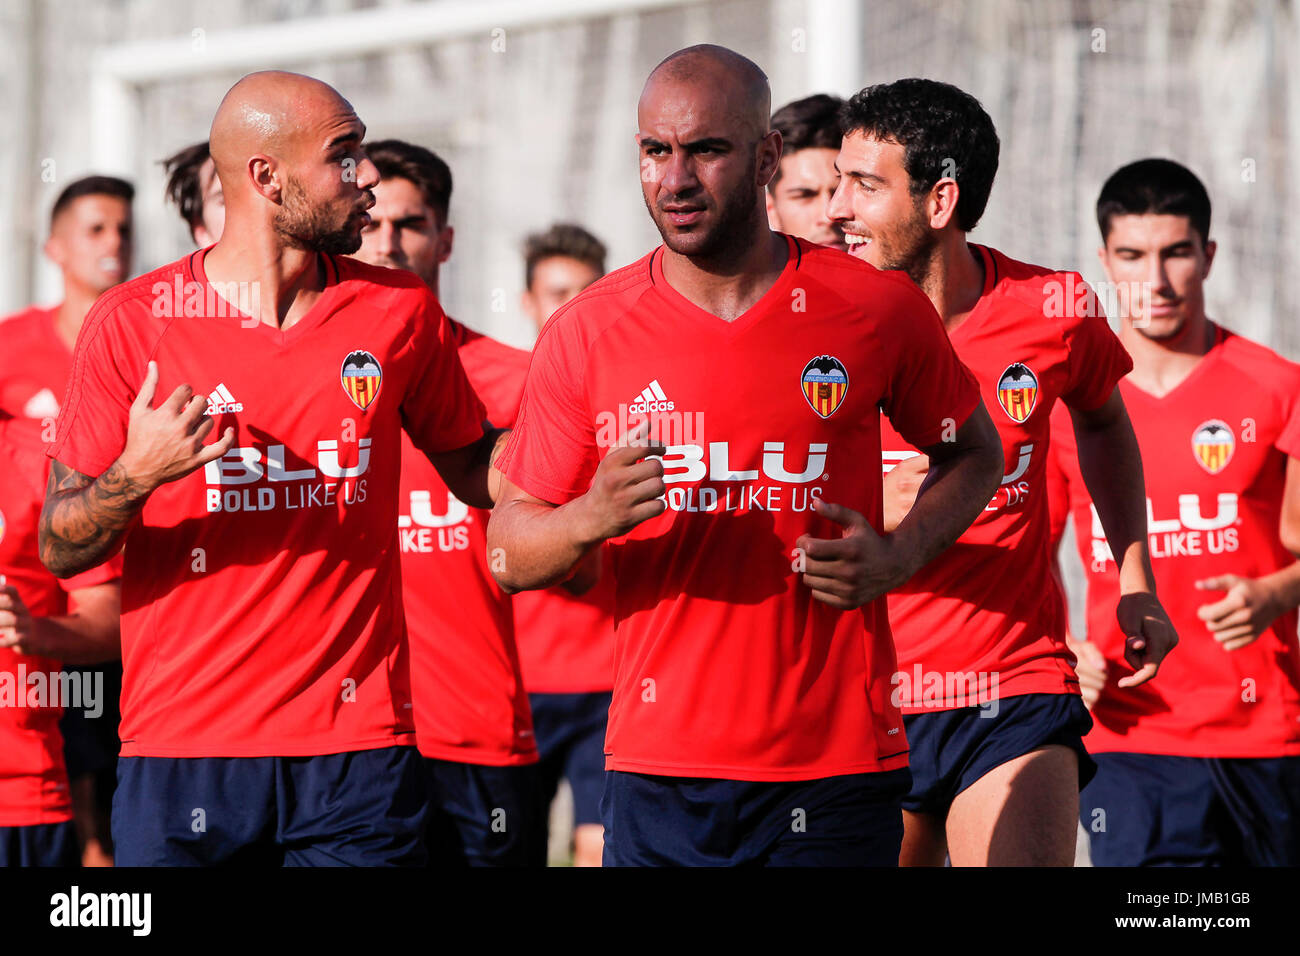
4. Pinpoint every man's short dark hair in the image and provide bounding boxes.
[161,141,211,240]
[523,223,607,290]
[50,175,134,228]
[1096,158,1211,246]
[364,139,452,226]
[769,93,843,189]
[839,78,999,232]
